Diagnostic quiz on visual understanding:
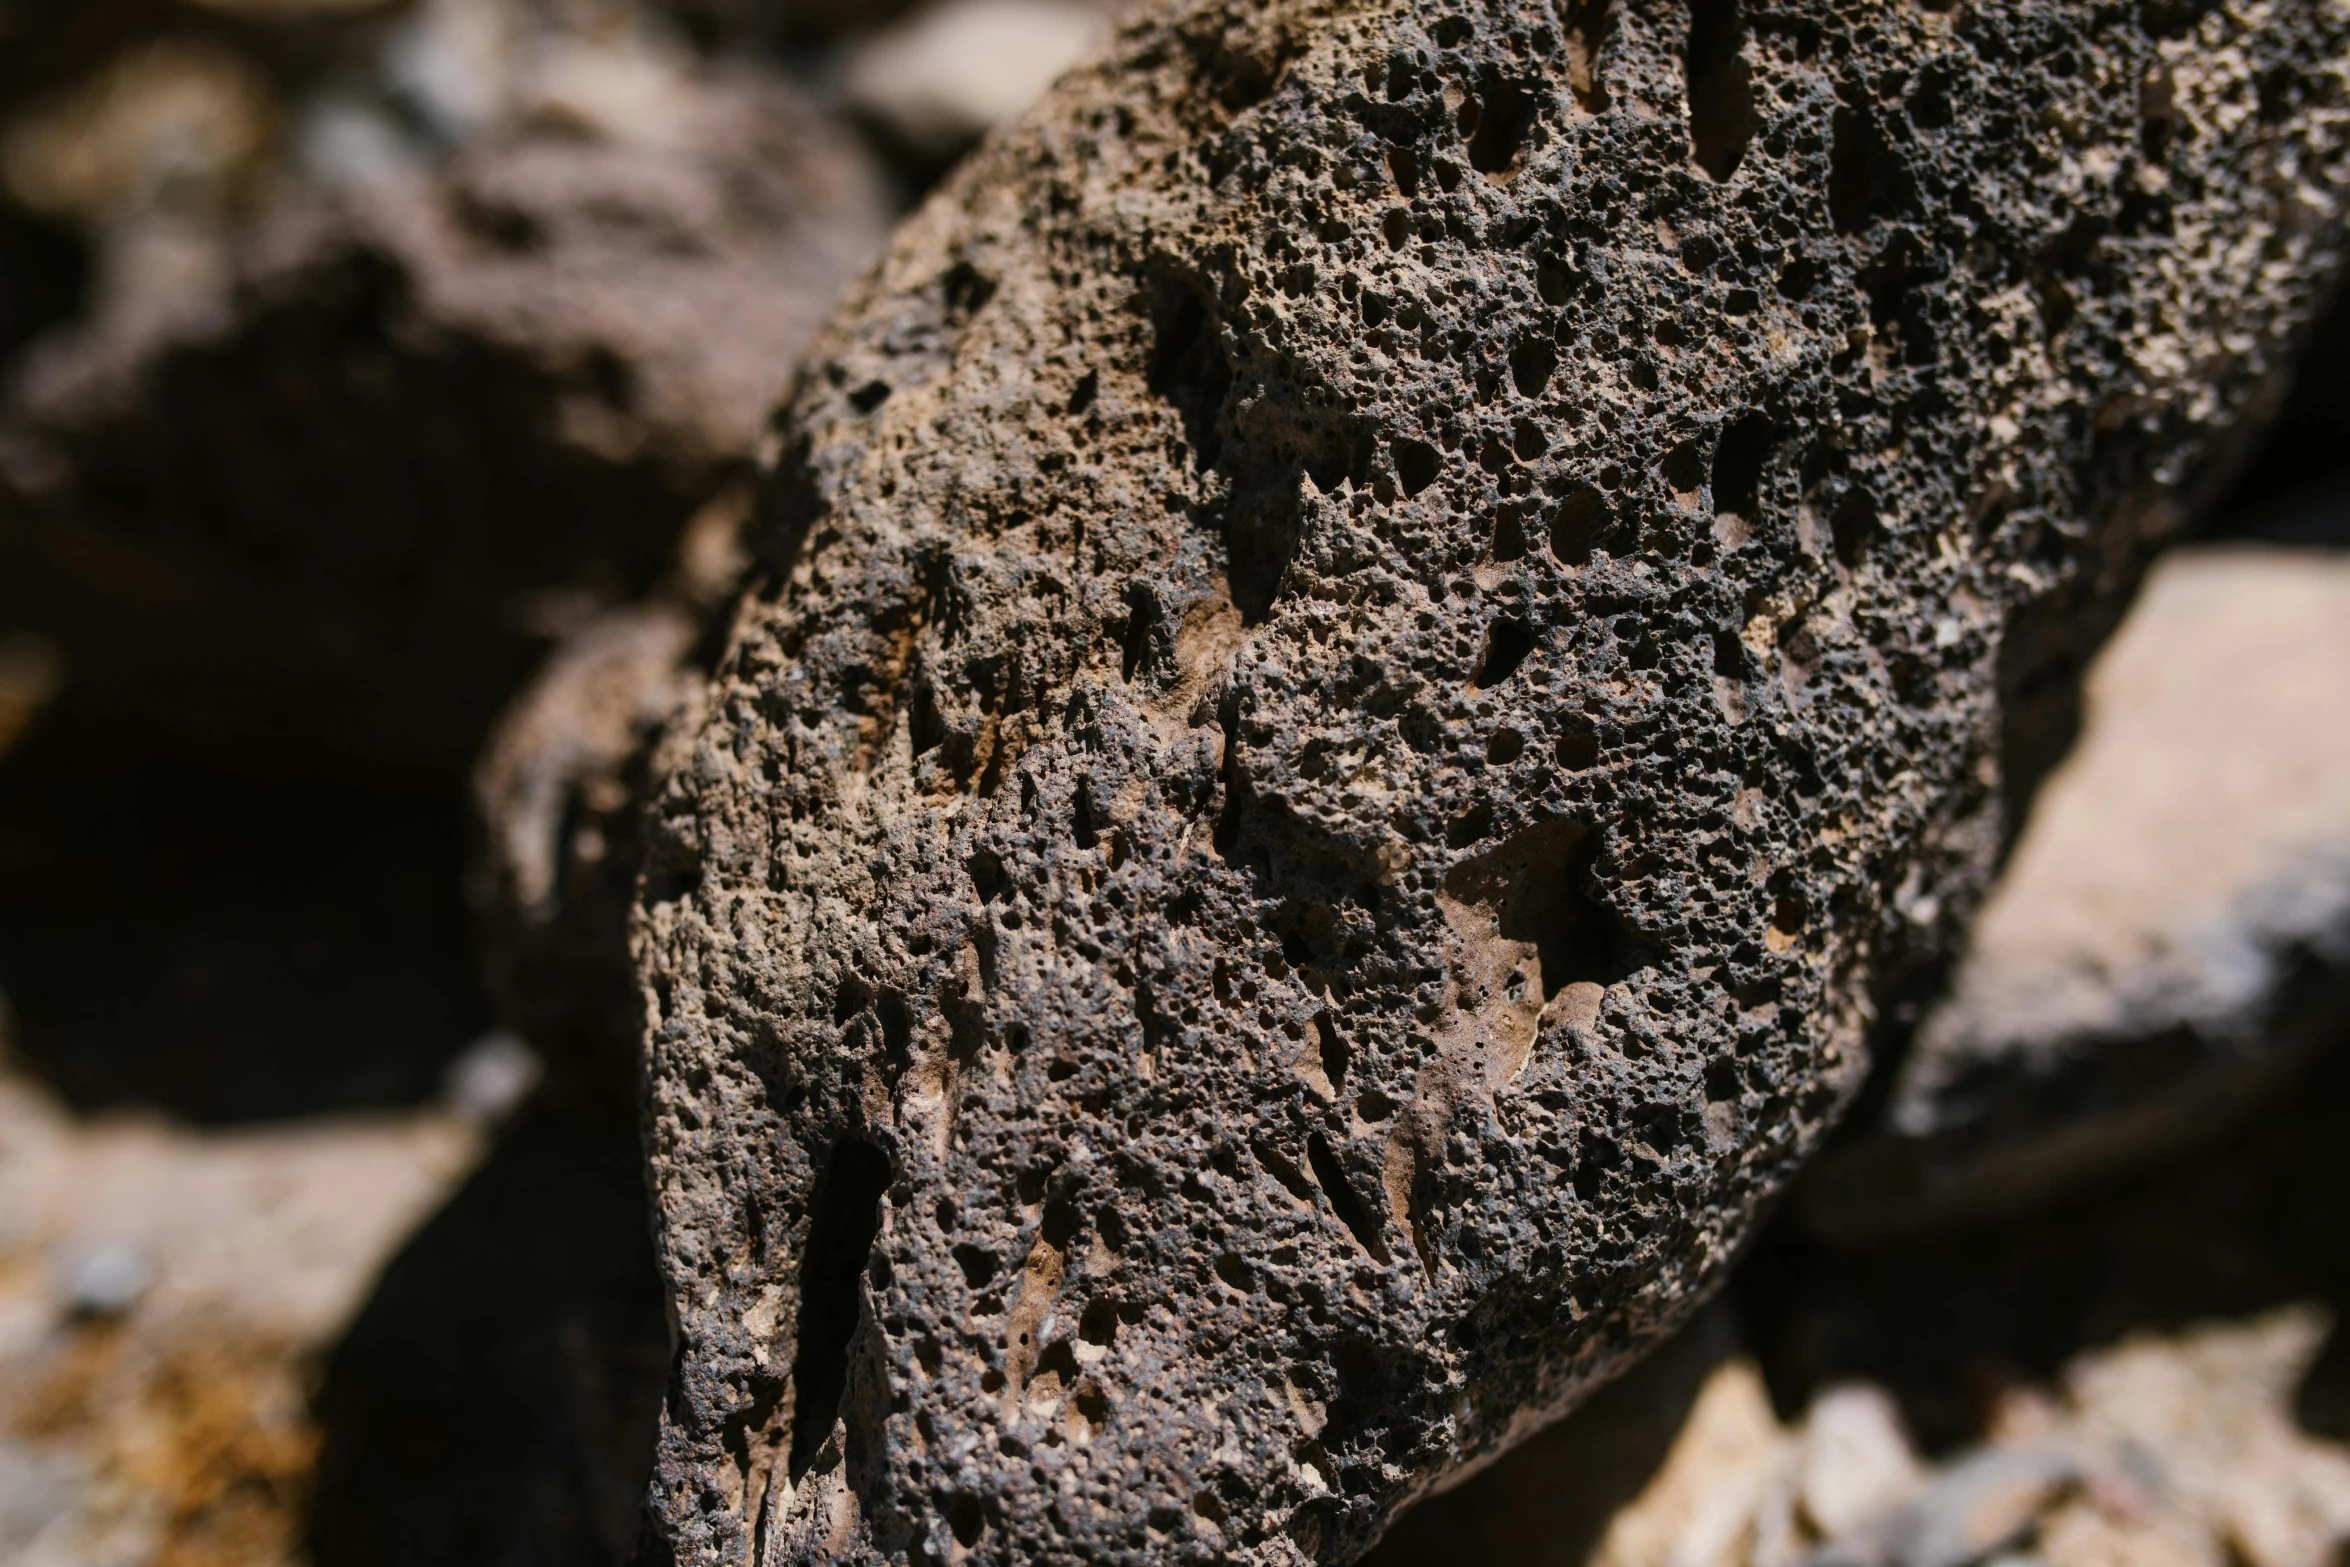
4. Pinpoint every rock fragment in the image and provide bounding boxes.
[473,585,714,1080]
[0,24,889,786]
[628,0,2350,1558]
[845,0,1114,167]
[1379,1307,2350,1567]
[1807,543,2350,1238]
